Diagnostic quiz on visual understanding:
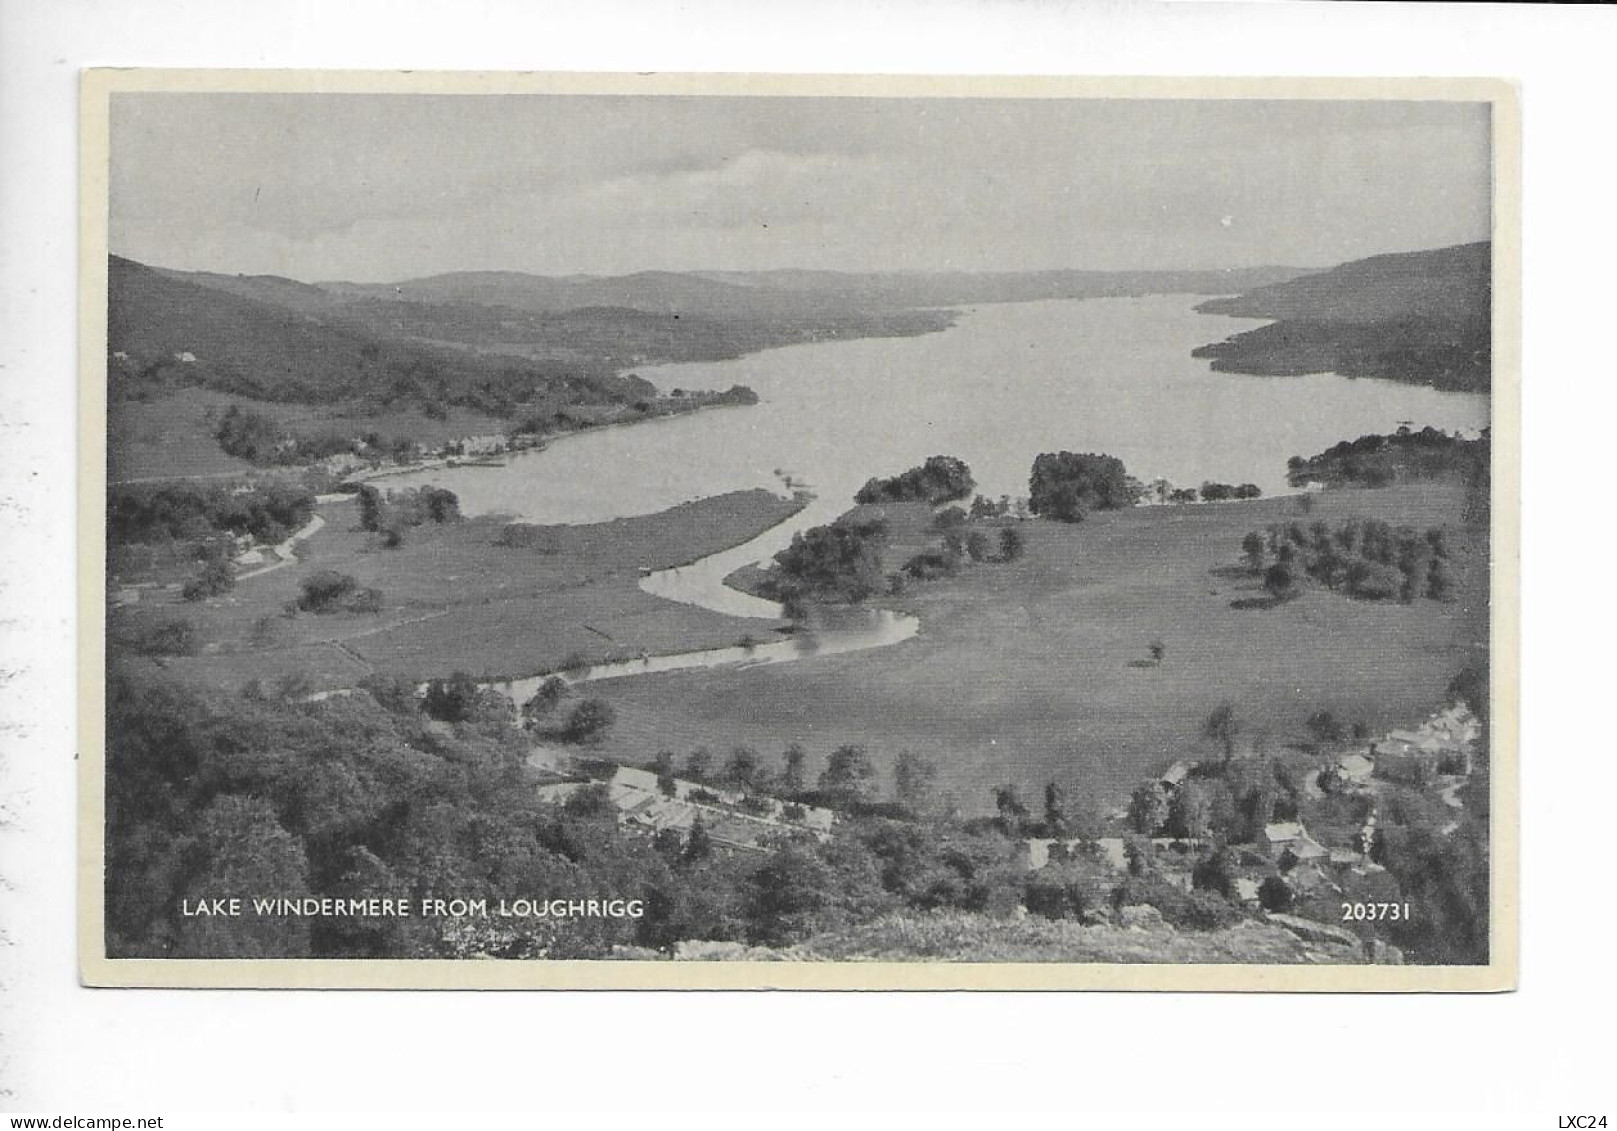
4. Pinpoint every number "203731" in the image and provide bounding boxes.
[1340,902,1411,921]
